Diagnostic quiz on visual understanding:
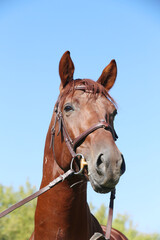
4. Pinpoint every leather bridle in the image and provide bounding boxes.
[50,84,118,173]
